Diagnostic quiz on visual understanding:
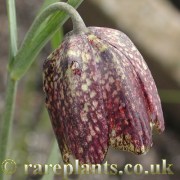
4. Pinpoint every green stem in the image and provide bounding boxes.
[0,0,18,179]
[6,0,18,62]
[10,1,87,80]
[0,78,17,177]
[21,2,87,43]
